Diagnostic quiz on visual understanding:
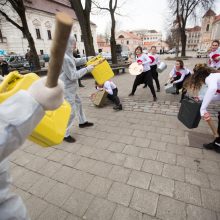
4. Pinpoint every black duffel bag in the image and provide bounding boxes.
[178,97,202,129]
